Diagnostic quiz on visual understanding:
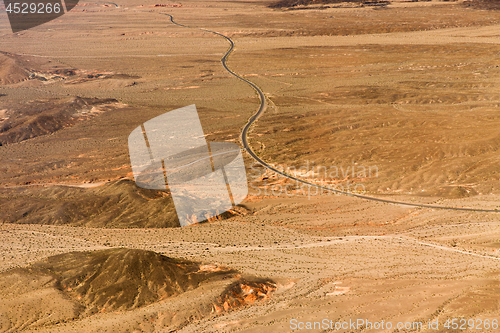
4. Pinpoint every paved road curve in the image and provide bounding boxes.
[163,13,500,213]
